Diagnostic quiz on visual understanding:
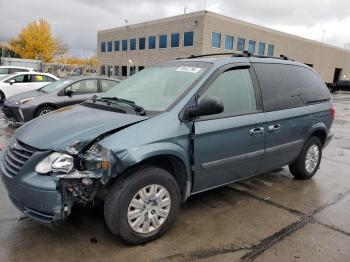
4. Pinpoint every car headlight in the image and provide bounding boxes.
[15,97,34,105]
[82,143,117,181]
[35,152,74,174]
